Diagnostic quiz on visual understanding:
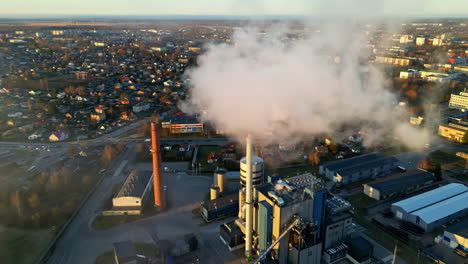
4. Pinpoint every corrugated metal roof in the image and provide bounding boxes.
[392,183,468,213]
[116,170,152,198]
[321,152,397,177]
[322,153,383,171]
[412,191,468,224]
[366,169,433,195]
